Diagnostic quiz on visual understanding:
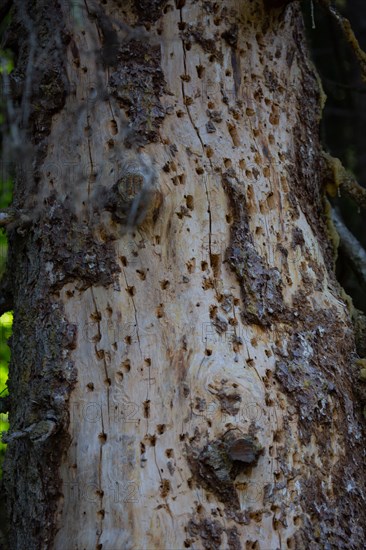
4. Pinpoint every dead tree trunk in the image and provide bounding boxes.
[1,0,366,549]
